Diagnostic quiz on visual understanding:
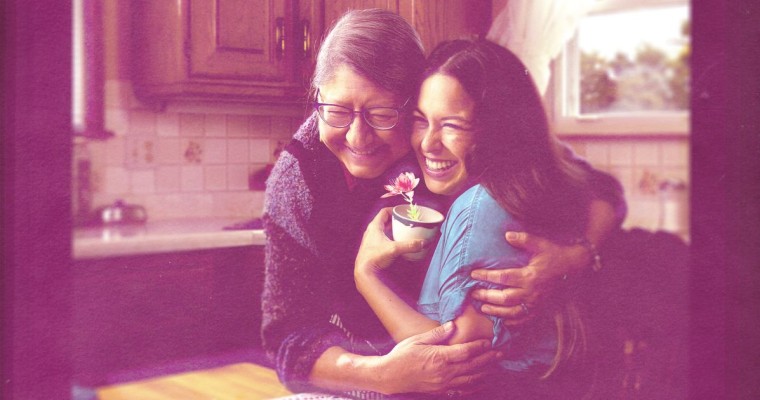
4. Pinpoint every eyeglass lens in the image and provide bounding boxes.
[316,104,400,130]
